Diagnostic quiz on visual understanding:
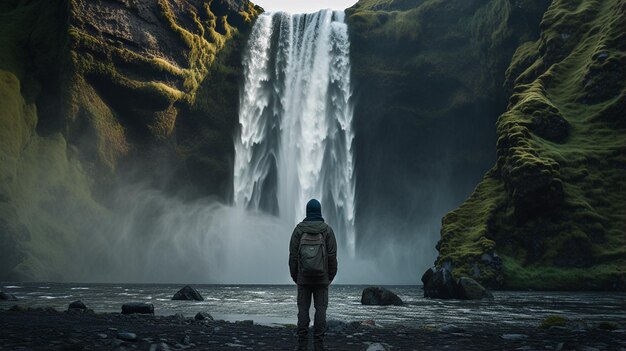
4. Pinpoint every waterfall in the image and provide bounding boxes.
[234,10,356,256]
